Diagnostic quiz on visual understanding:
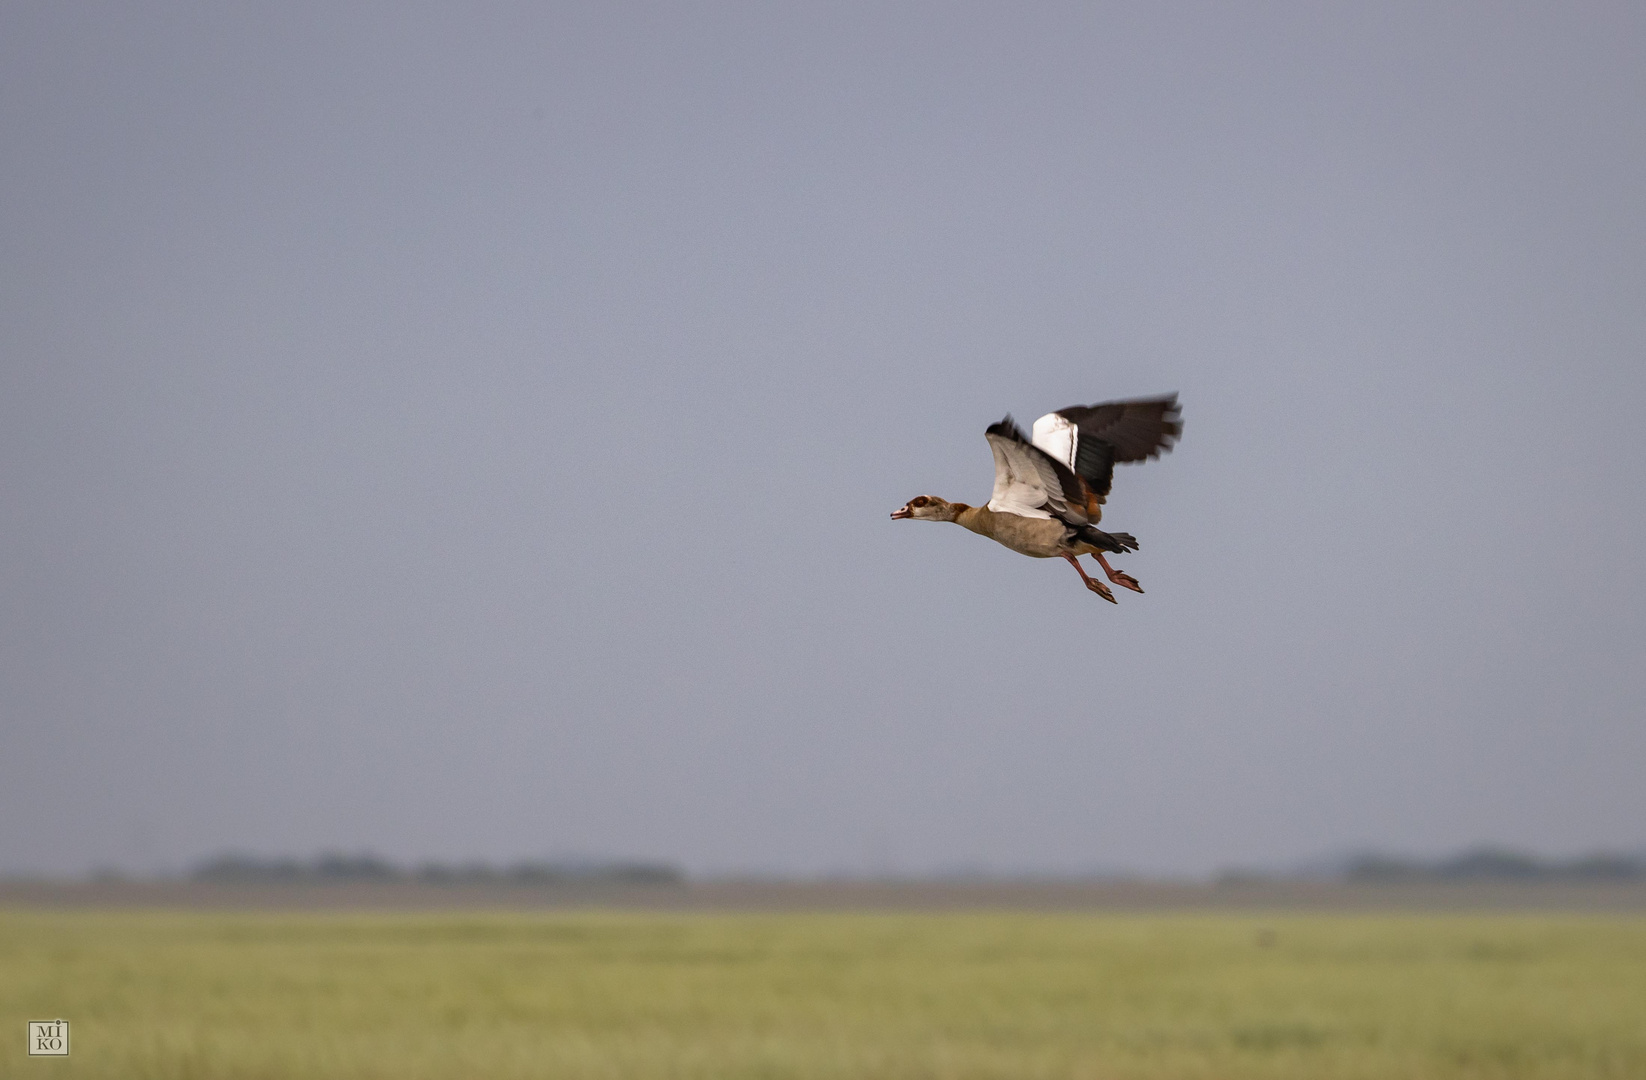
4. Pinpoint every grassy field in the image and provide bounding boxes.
[2,909,1644,1079]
